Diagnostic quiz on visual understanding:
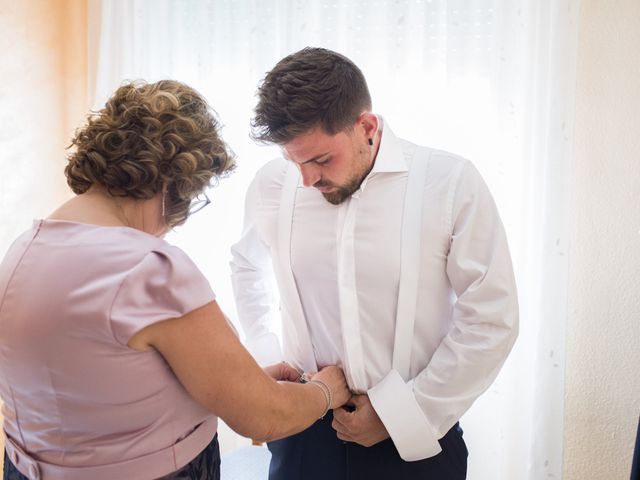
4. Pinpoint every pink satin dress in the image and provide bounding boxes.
[0,219,217,480]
